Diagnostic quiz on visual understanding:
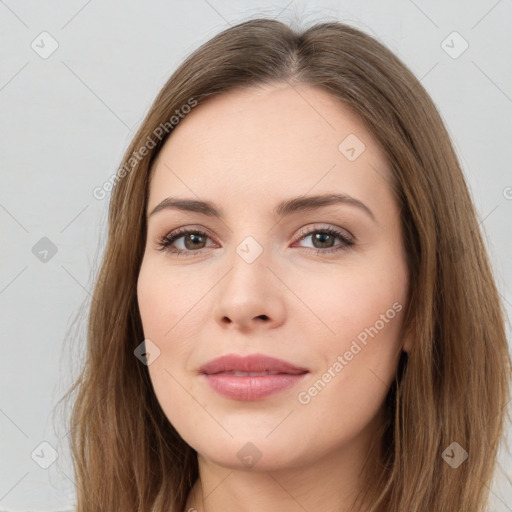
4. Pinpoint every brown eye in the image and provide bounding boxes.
[158,225,355,257]
[295,226,354,254]
[158,229,214,256]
